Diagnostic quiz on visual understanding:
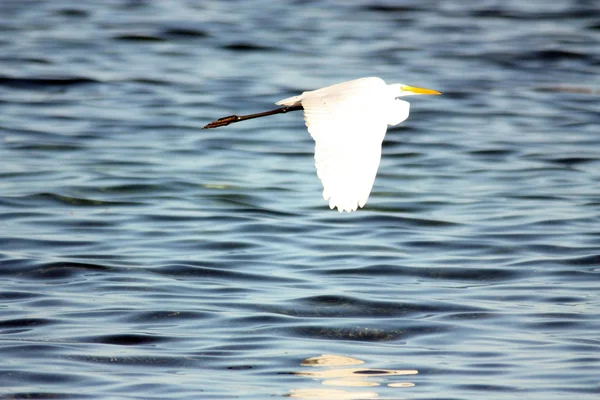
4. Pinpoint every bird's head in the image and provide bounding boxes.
[386,83,441,126]
[395,84,441,98]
